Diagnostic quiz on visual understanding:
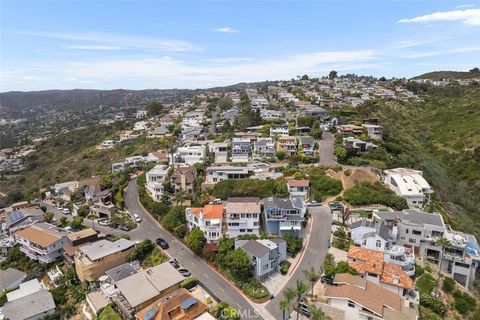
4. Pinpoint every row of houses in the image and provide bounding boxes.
[6,223,216,320]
